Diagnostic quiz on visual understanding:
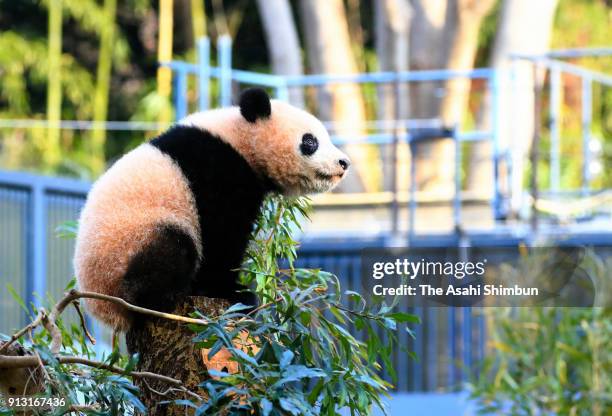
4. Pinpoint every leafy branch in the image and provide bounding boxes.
[1,195,419,415]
